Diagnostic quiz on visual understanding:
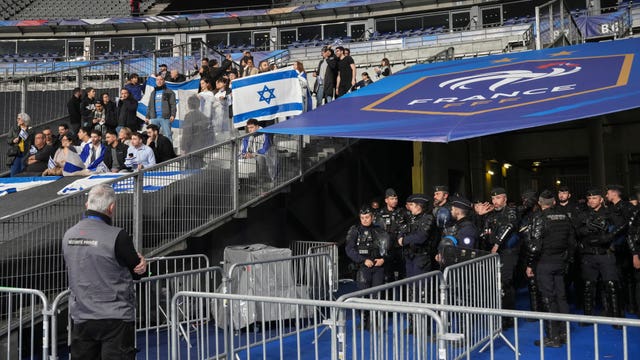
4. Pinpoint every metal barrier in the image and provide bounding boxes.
[170,291,447,360]
[535,0,583,49]
[48,260,224,360]
[0,133,352,301]
[224,252,335,352]
[291,240,339,290]
[0,287,49,360]
[441,254,504,359]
